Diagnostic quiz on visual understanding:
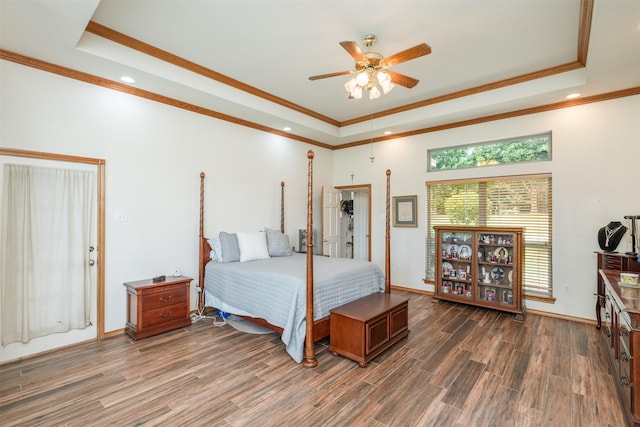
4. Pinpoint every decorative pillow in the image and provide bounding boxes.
[207,238,223,262]
[265,228,293,257]
[218,232,240,263]
[236,231,270,262]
